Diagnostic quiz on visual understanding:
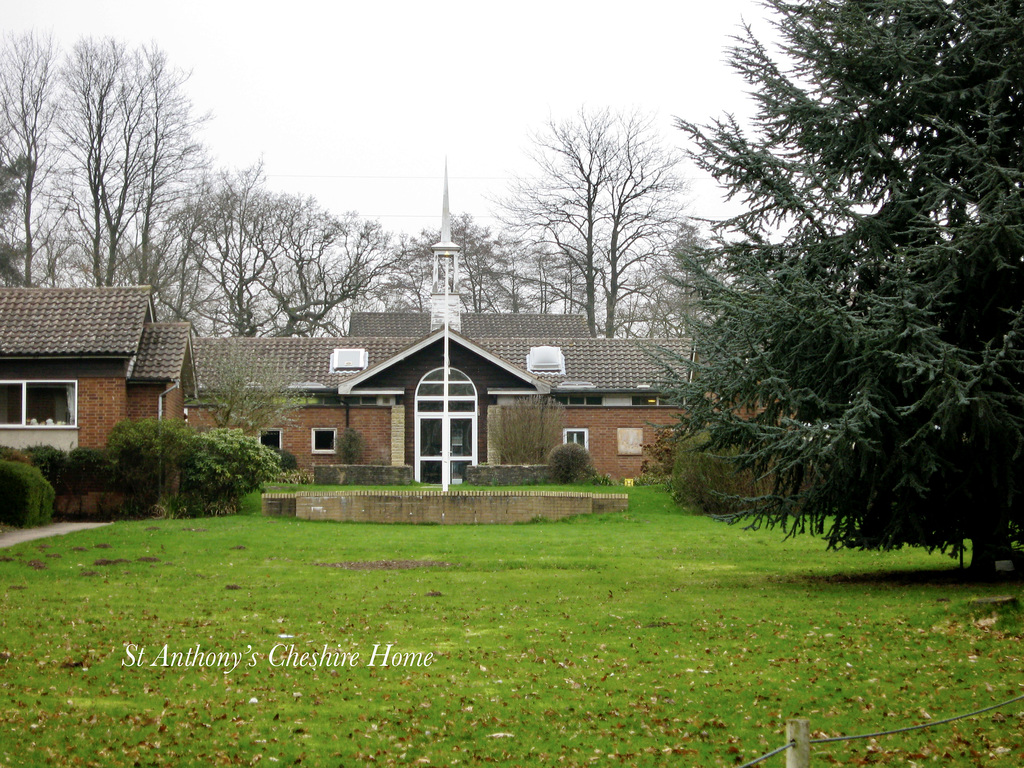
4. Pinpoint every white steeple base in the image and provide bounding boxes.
[431,292,461,332]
